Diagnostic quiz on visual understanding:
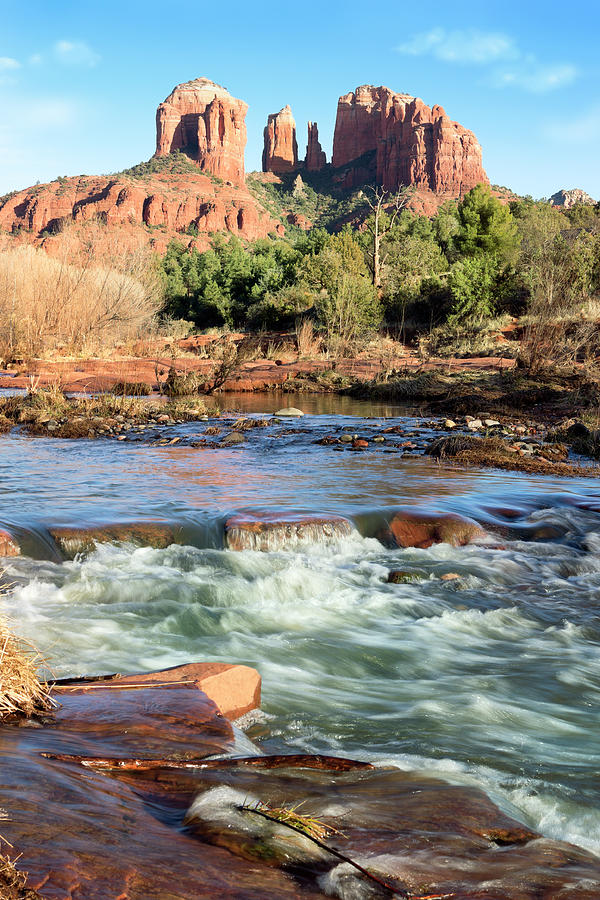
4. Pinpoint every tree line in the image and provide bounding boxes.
[160,184,600,361]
